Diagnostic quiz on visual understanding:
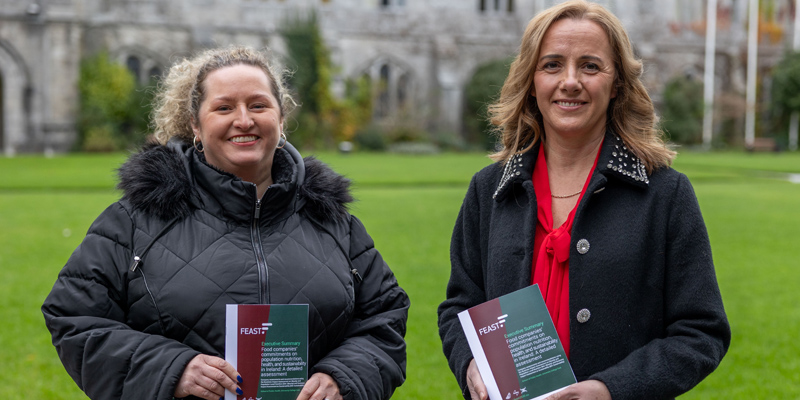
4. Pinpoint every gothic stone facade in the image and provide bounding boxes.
[0,0,791,154]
